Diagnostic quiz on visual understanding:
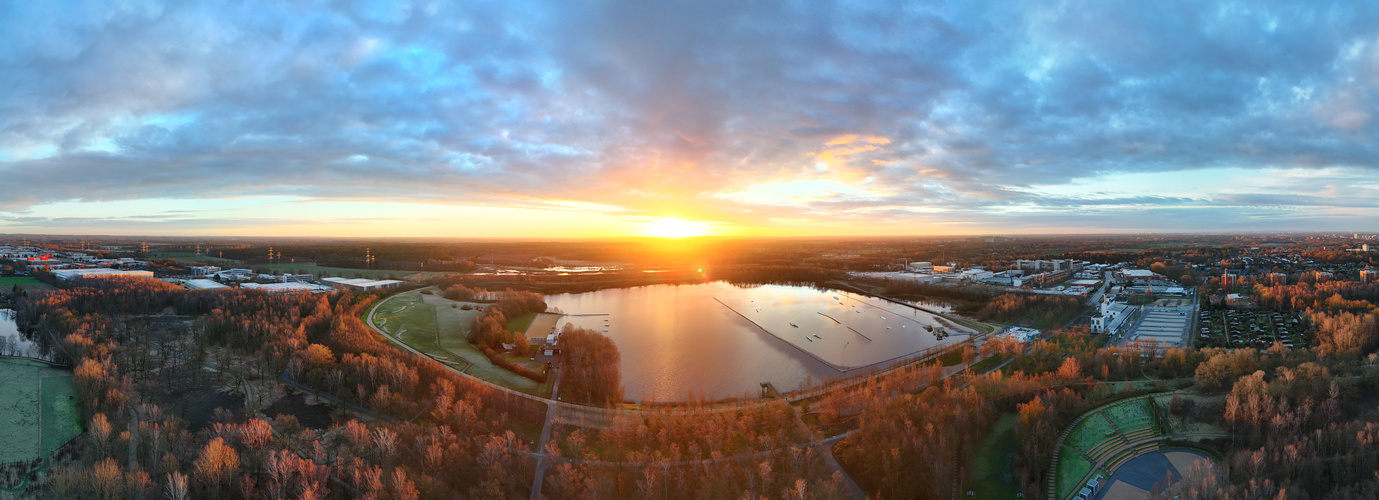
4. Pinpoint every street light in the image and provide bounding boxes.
[843,341,850,372]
